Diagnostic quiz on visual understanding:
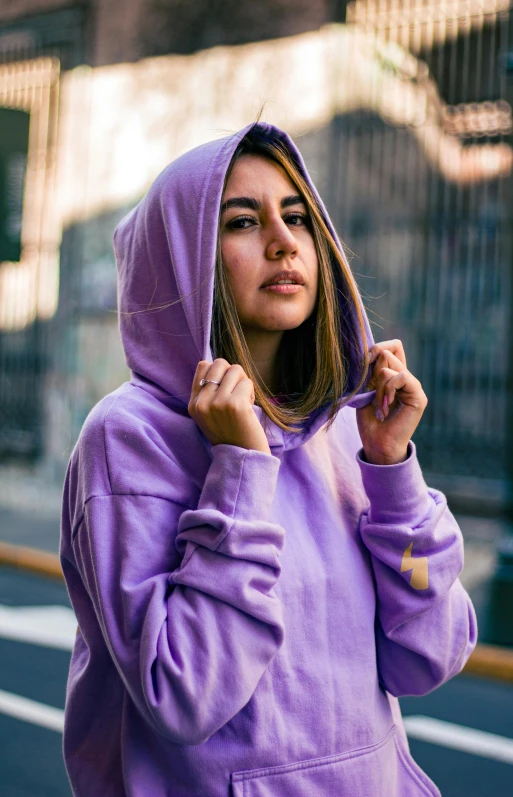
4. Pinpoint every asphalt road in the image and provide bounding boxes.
[0,566,511,797]
[0,568,71,797]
